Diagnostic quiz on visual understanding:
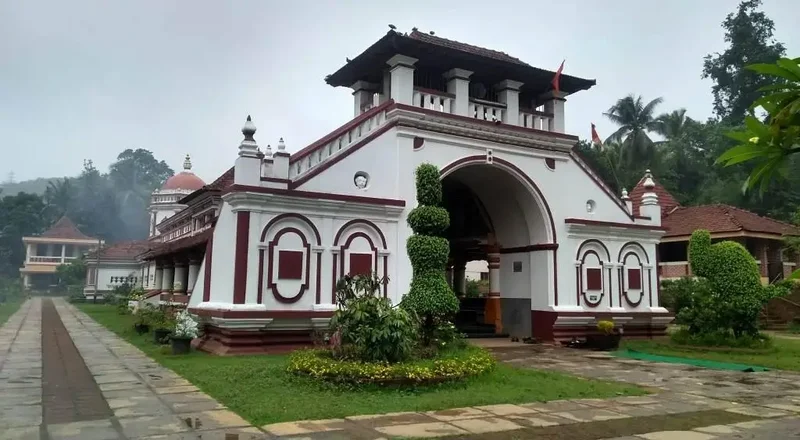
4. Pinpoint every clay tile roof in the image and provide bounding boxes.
[408,30,530,66]
[206,167,234,191]
[629,176,681,218]
[87,240,151,260]
[662,204,800,238]
[162,172,206,191]
[39,216,95,240]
